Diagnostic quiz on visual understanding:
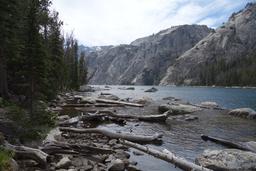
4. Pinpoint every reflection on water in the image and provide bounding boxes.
[88,86,256,171]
